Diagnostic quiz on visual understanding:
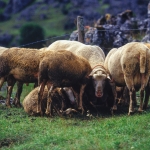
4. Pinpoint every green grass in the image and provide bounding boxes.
[1,84,150,150]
